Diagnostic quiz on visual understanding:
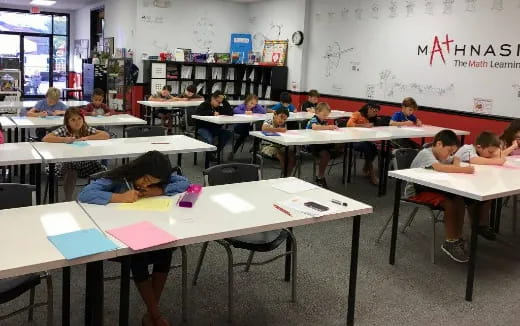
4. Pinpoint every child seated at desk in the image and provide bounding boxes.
[347,102,381,185]
[500,119,520,156]
[195,90,233,162]
[42,108,110,201]
[78,151,189,326]
[269,92,295,113]
[389,97,422,127]
[301,89,320,113]
[150,85,176,134]
[232,94,266,156]
[261,107,296,175]
[405,130,478,263]
[175,84,203,101]
[84,88,112,116]
[455,131,506,166]
[25,87,68,139]
[306,102,338,188]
